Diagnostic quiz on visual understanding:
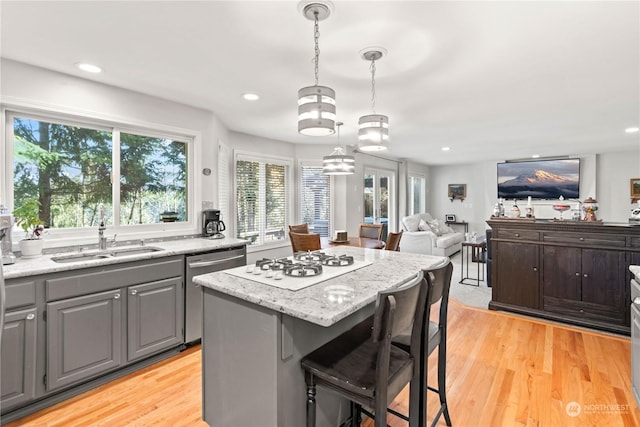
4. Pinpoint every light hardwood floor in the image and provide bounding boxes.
[4,299,639,427]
